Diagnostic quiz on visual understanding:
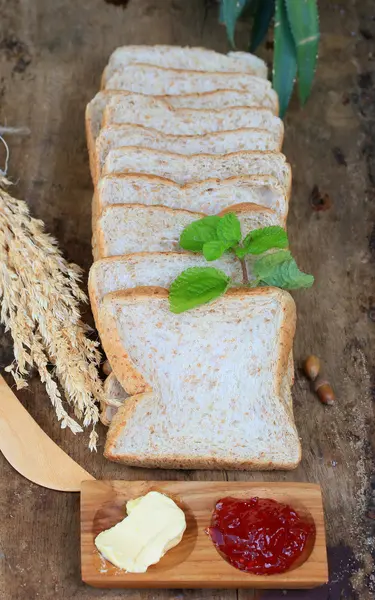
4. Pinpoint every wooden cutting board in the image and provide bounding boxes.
[81,480,328,589]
